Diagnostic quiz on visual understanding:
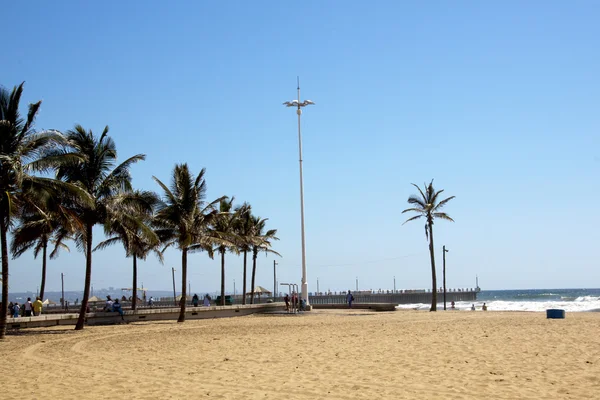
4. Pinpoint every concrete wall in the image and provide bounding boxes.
[6,303,285,330]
